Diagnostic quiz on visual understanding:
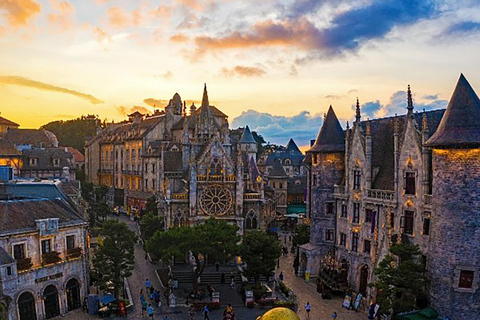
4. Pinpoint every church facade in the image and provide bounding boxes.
[85,85,276,233]
[301,74,480,319]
